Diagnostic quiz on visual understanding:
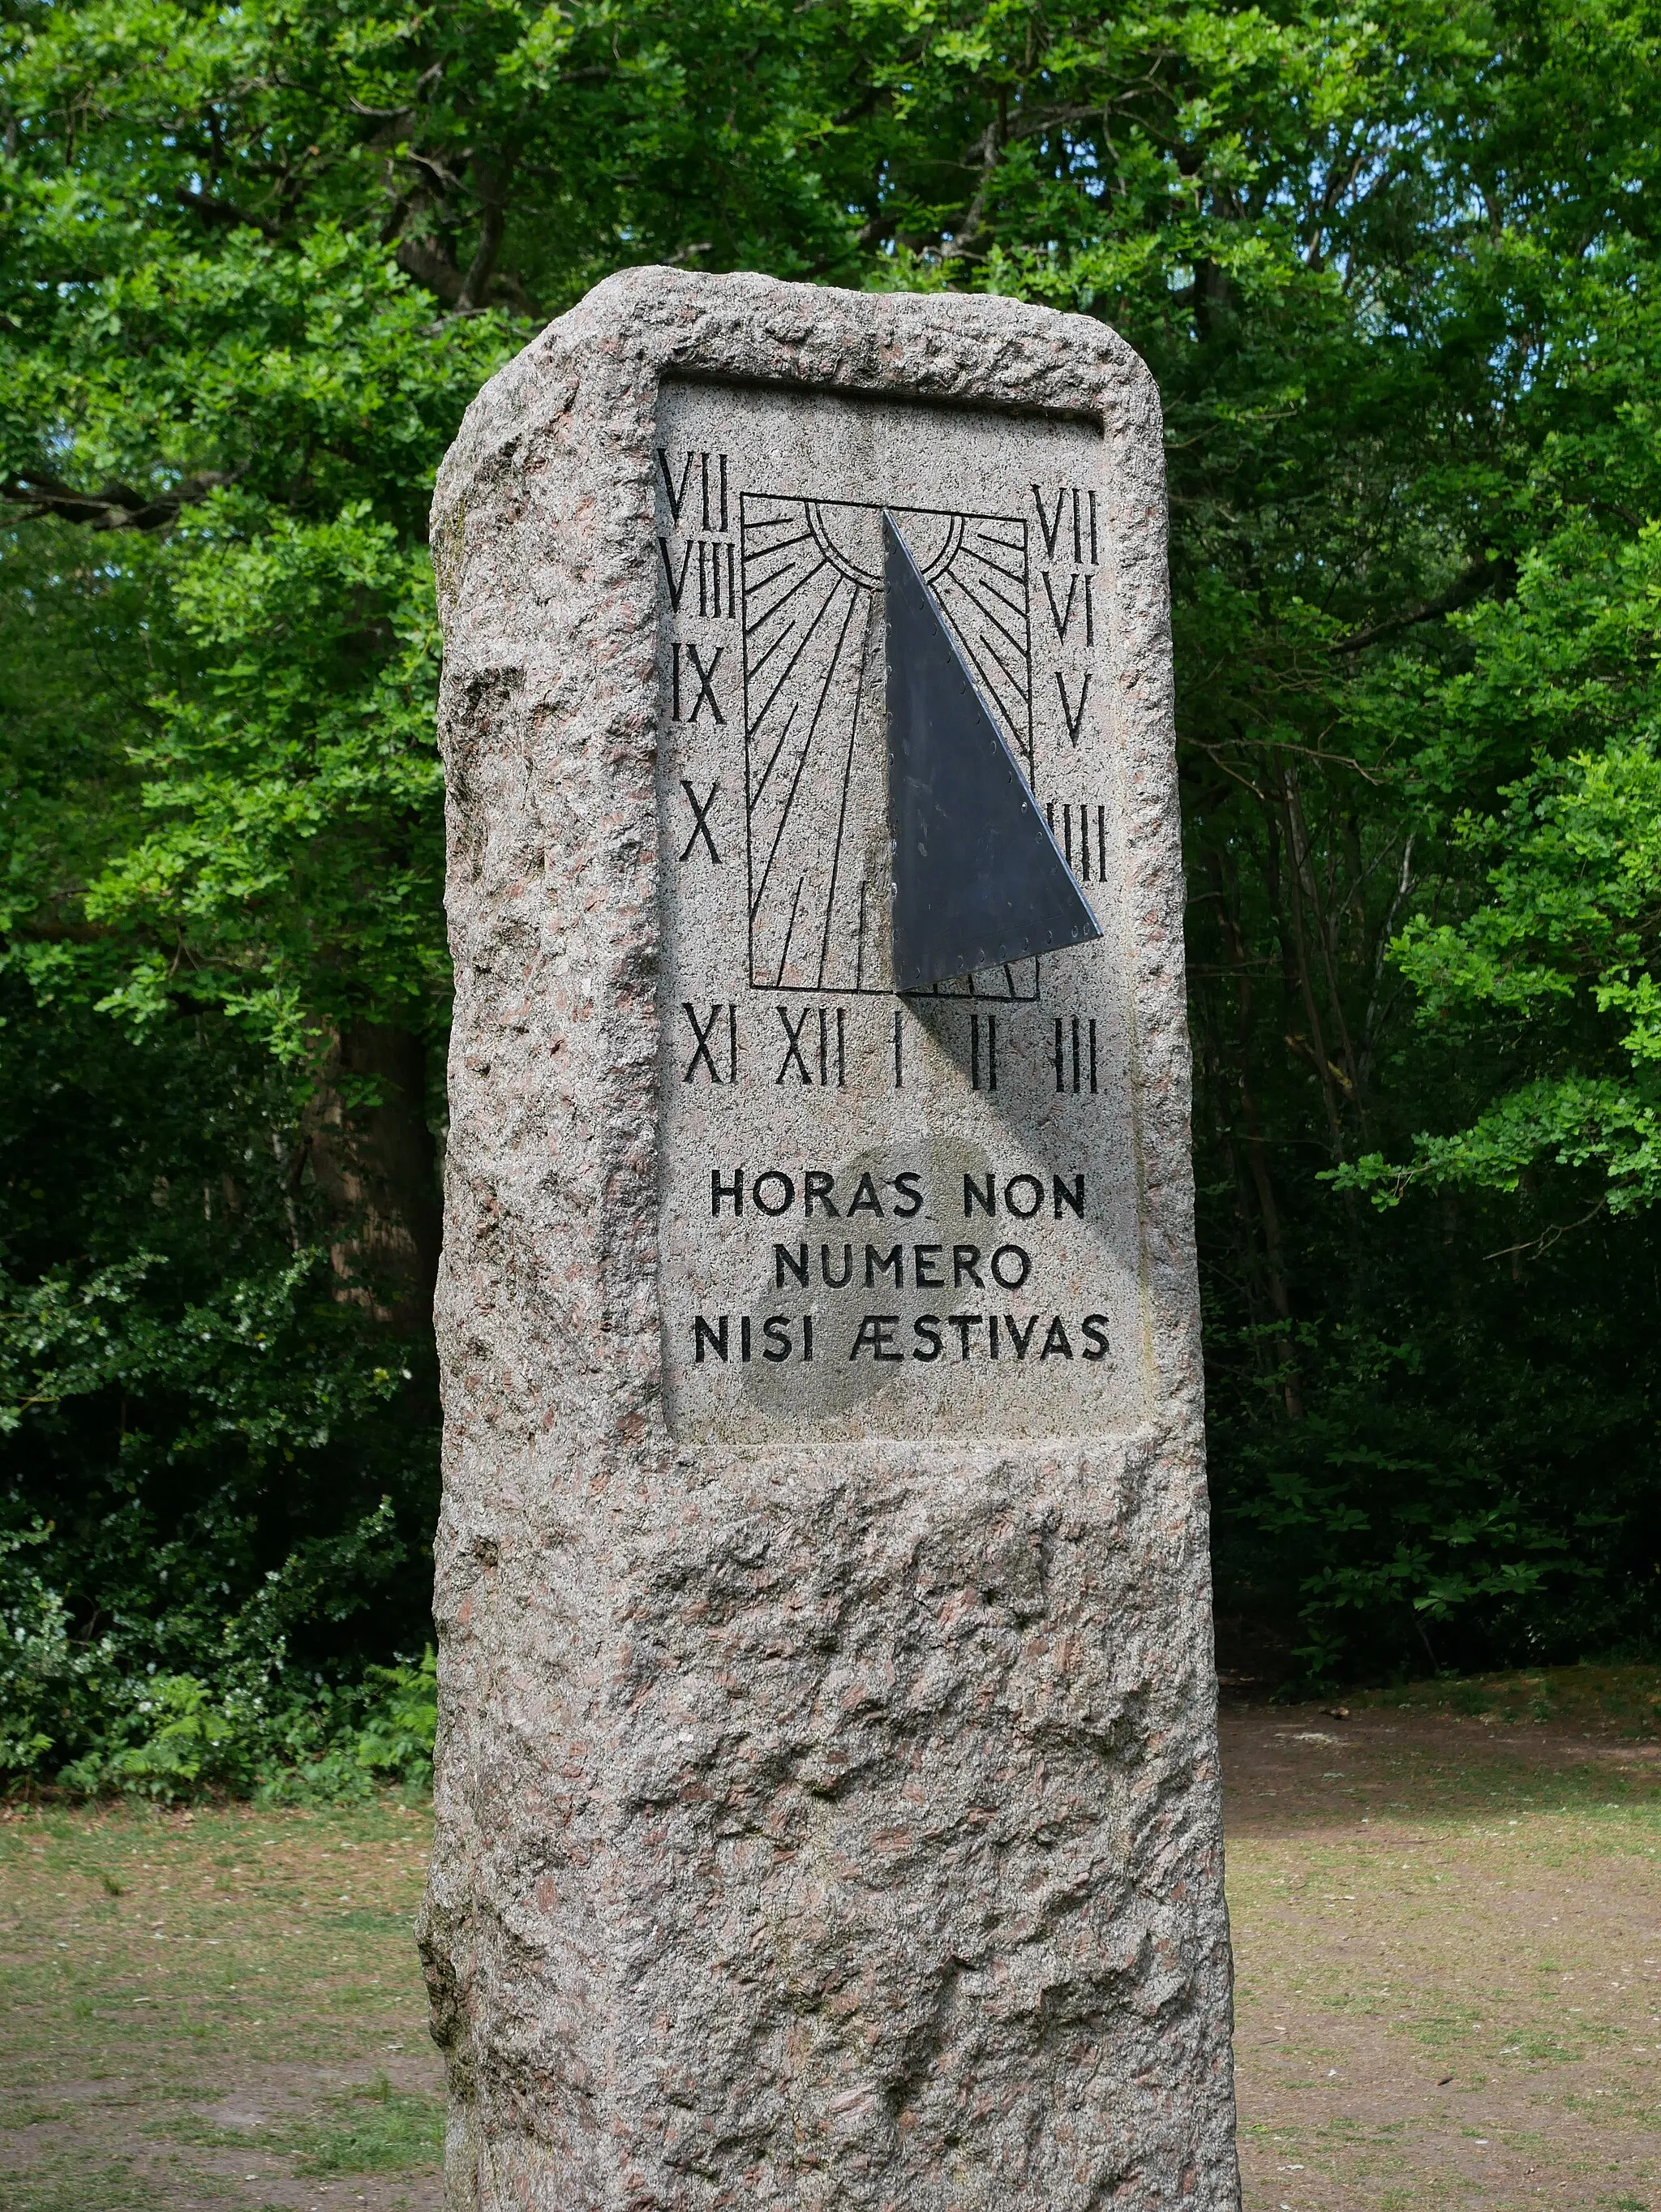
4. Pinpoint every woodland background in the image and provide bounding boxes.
[2,0,1659,1793]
